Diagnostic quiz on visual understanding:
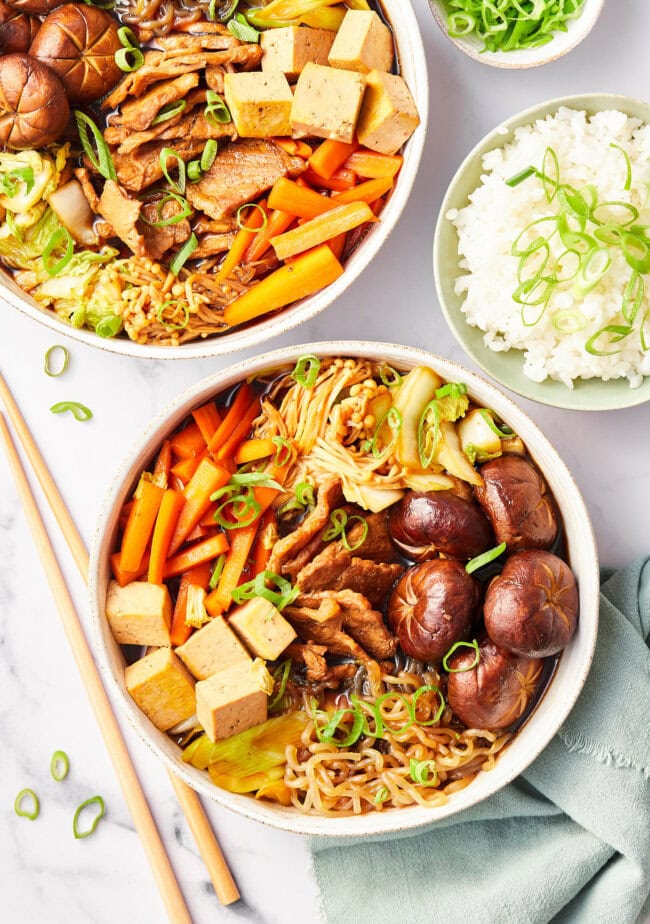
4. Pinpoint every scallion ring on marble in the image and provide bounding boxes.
[73,795,105,839]
[15,788,40,820]
[44,345,69,377]
[50,750,70,782]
